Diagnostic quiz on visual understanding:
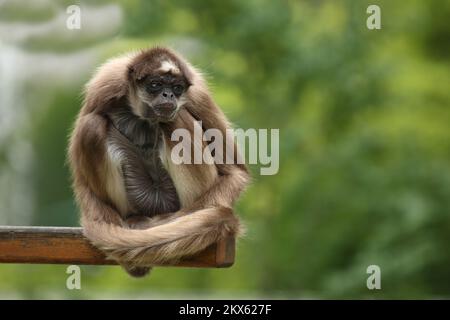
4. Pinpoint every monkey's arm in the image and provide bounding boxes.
[69,112,124,227]
[183,96,251,210]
